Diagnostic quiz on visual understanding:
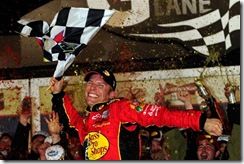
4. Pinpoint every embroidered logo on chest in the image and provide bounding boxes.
[91,110,110,128]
